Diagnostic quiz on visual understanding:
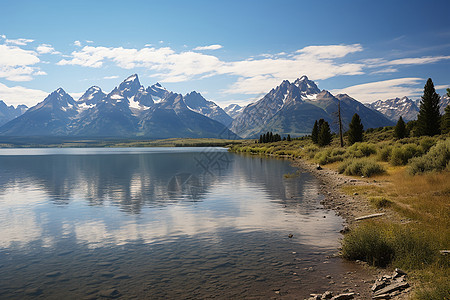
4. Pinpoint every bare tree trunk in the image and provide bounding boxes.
[338,100,344,147]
